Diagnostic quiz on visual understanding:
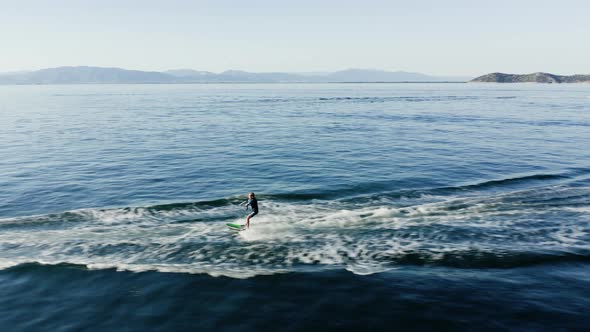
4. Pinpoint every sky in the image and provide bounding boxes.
[1,0,589,76]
